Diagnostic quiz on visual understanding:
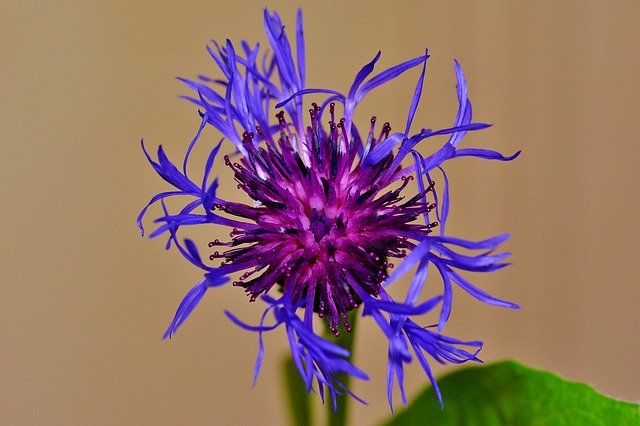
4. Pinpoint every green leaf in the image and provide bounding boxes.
[382,360,639,426]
